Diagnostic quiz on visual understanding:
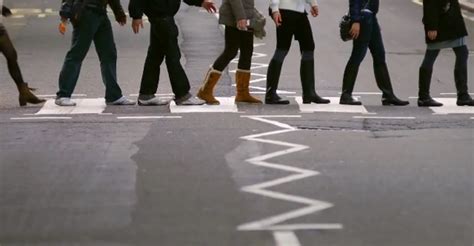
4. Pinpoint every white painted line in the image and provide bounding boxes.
[170,97,238,113]
[470,117,474,119]
[338,92,382,95]
[412,0,423,6]
[273,231,301,246]
[117,116,182,119]
[11,117,72,120]
[38,14,46,18]
[429,98,474,114]
[238,116,342,234]
[129,93,174,97]
[12,15,25,18]
[35,98,106,115]
[295,97,369,114]
[353,116,416,120]
[36,94,87,97]
[440,93,474,96]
